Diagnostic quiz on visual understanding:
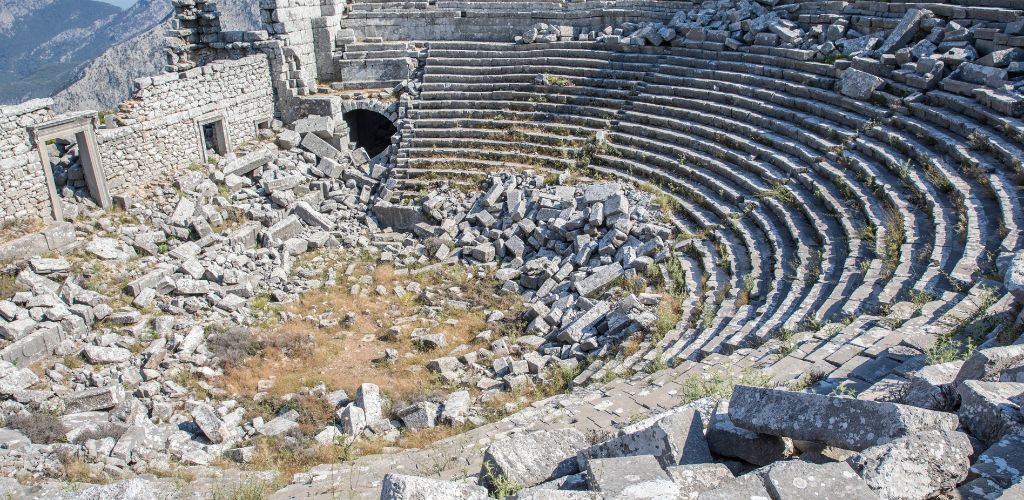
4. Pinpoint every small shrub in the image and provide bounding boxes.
[207,326,262,367]
[72,423,127,444]
[264,330,316,358]
[7,413,67,444]
[483,461,524,497]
